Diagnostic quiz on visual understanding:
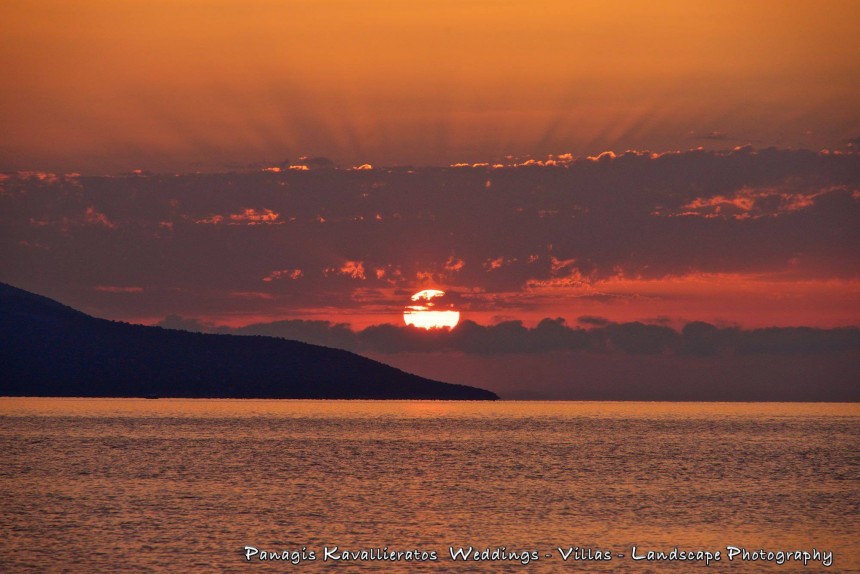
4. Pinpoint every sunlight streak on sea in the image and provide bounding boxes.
[1,399,858,572]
